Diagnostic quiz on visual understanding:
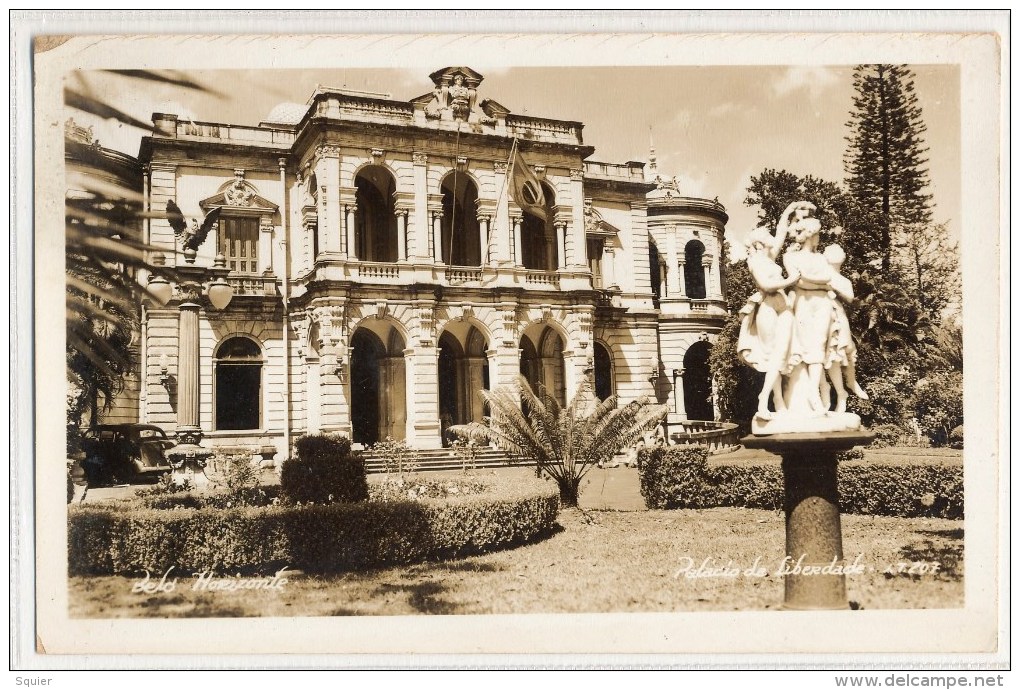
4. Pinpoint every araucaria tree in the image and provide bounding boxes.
[452,376,666,507]
[844,64,933,274]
